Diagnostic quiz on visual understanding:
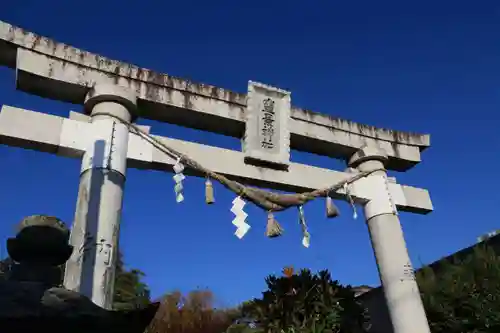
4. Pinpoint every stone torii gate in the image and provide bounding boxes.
[0,21,433,333]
